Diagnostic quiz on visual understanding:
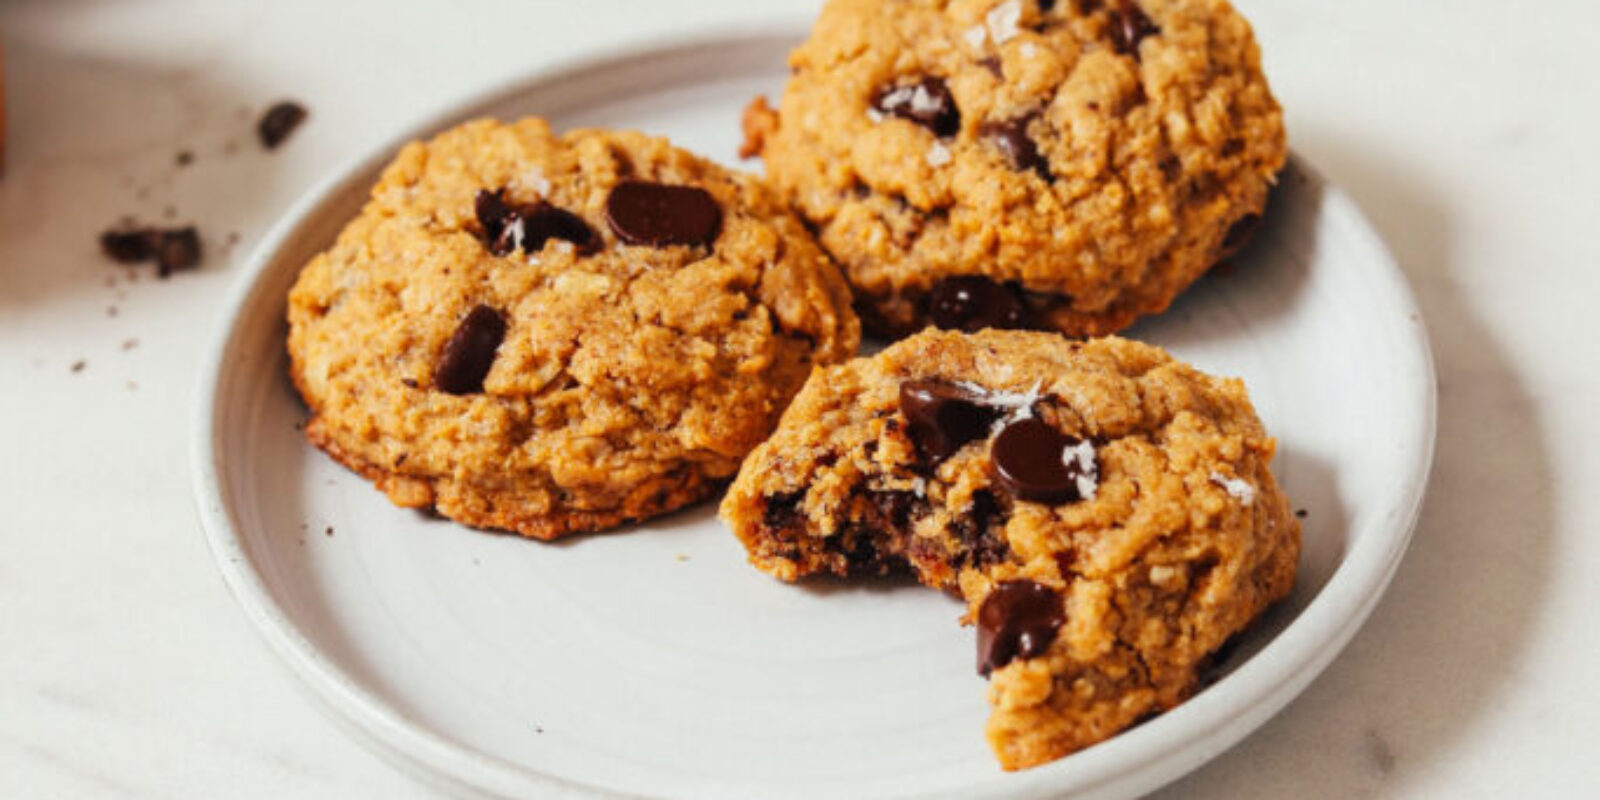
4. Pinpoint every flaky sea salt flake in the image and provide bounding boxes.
[987,1,1023,45]
[1210,471,1256,505]
[964,25,989,50]
[1065,439,1099,500]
